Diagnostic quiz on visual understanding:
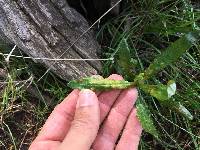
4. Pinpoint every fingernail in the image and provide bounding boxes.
[76,89,96,108]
